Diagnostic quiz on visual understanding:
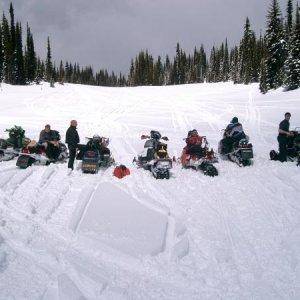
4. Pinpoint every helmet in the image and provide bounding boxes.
[150,130,161,140]
[92,134,101,141]
[231,117,238,124]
